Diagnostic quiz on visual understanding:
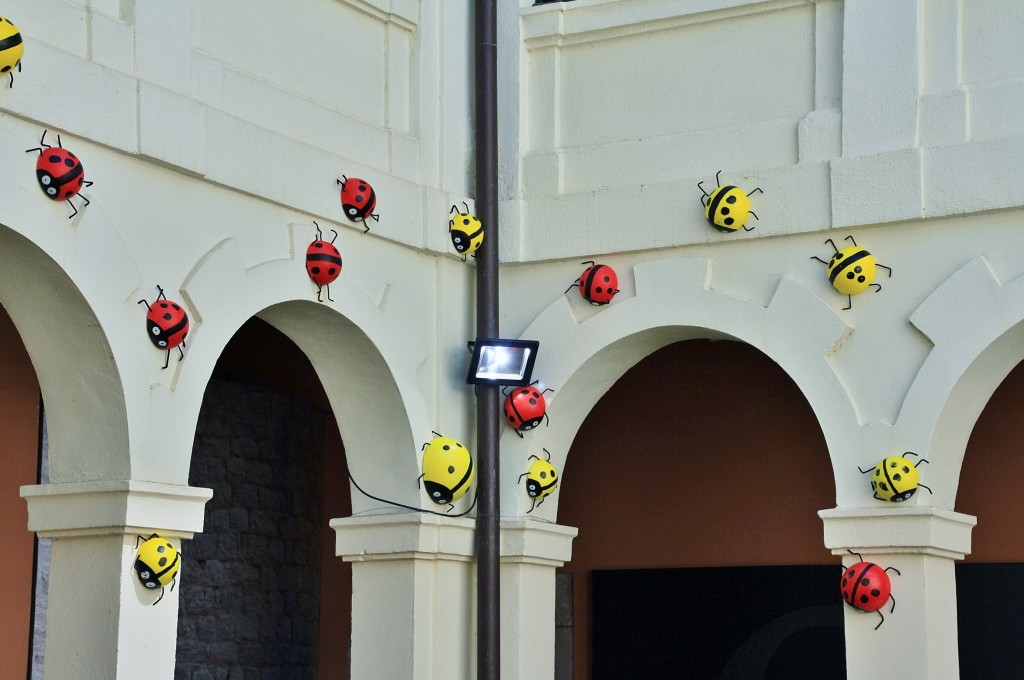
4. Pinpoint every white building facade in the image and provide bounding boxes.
[3,0,1023,678]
